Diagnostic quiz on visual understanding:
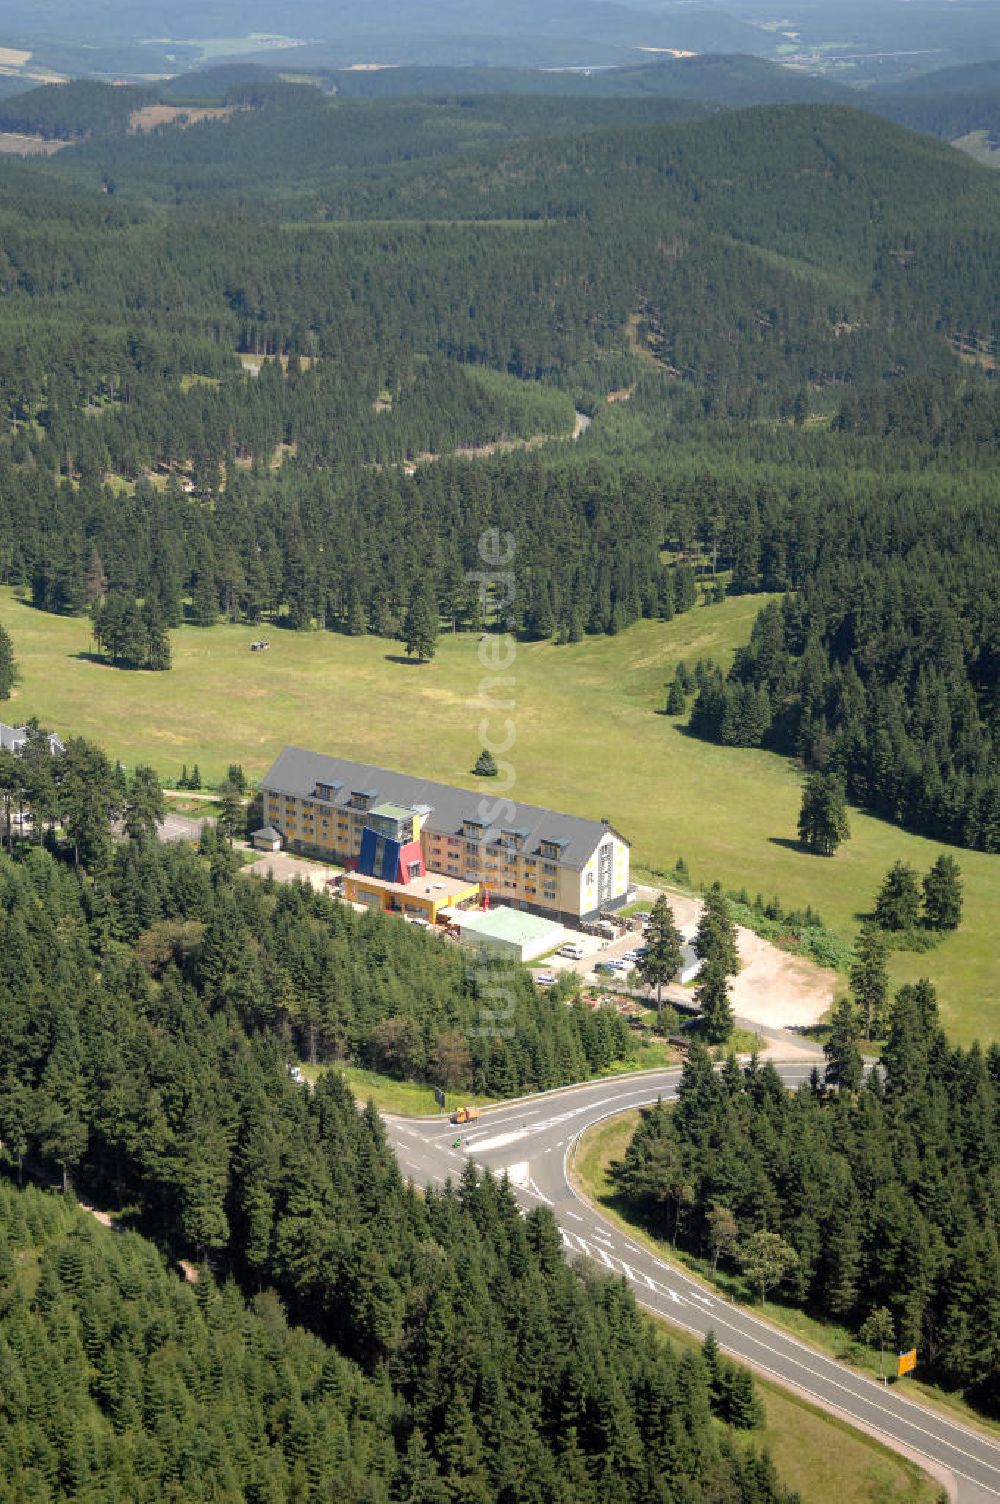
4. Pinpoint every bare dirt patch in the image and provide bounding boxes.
[129,104,237,132]
[650,887,837,1032]
[238,352,316,373]
[951,333,999,371]
[0,132,71,156]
